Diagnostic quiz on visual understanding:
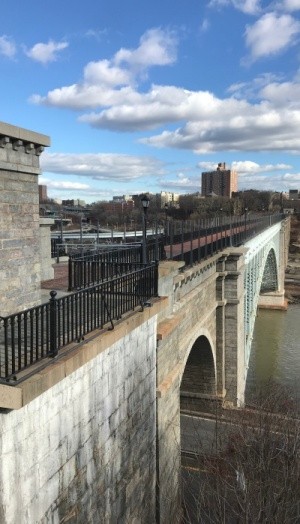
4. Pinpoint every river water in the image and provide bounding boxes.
[245,304,300,403]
